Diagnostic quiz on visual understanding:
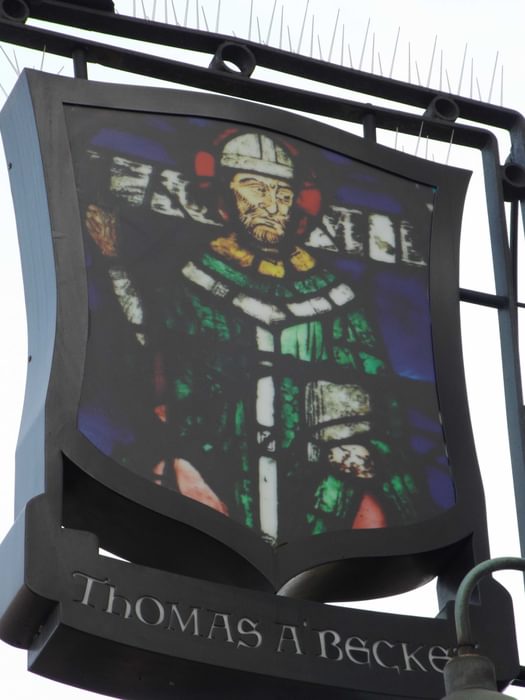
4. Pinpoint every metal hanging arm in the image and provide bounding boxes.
[454,557,525,651]
[442,557,525,694]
